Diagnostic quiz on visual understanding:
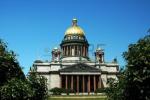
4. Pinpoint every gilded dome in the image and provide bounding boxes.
[65,19,85,36]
